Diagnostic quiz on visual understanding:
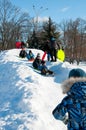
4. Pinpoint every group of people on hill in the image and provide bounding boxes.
[18,43,86,130]
[18,36,63,63]
[19,48,34,60]
[18,36,62,75]
[19,47,54,75]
